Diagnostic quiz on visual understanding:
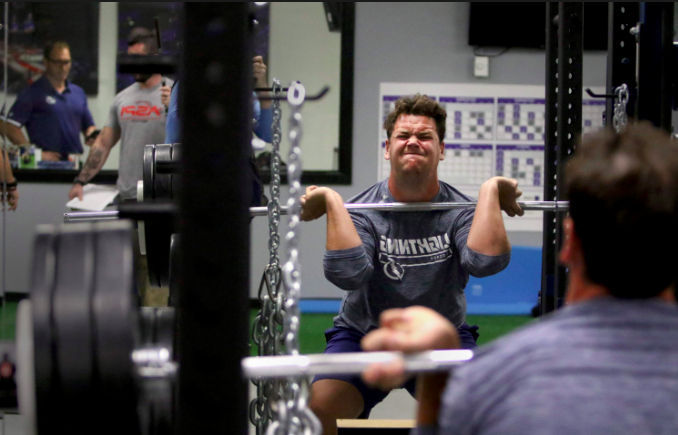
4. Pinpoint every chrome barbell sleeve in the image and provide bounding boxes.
[242,349,474,379]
